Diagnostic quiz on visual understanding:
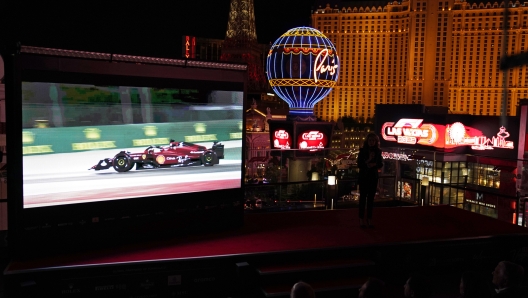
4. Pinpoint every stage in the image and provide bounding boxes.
[4,205,528,297]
